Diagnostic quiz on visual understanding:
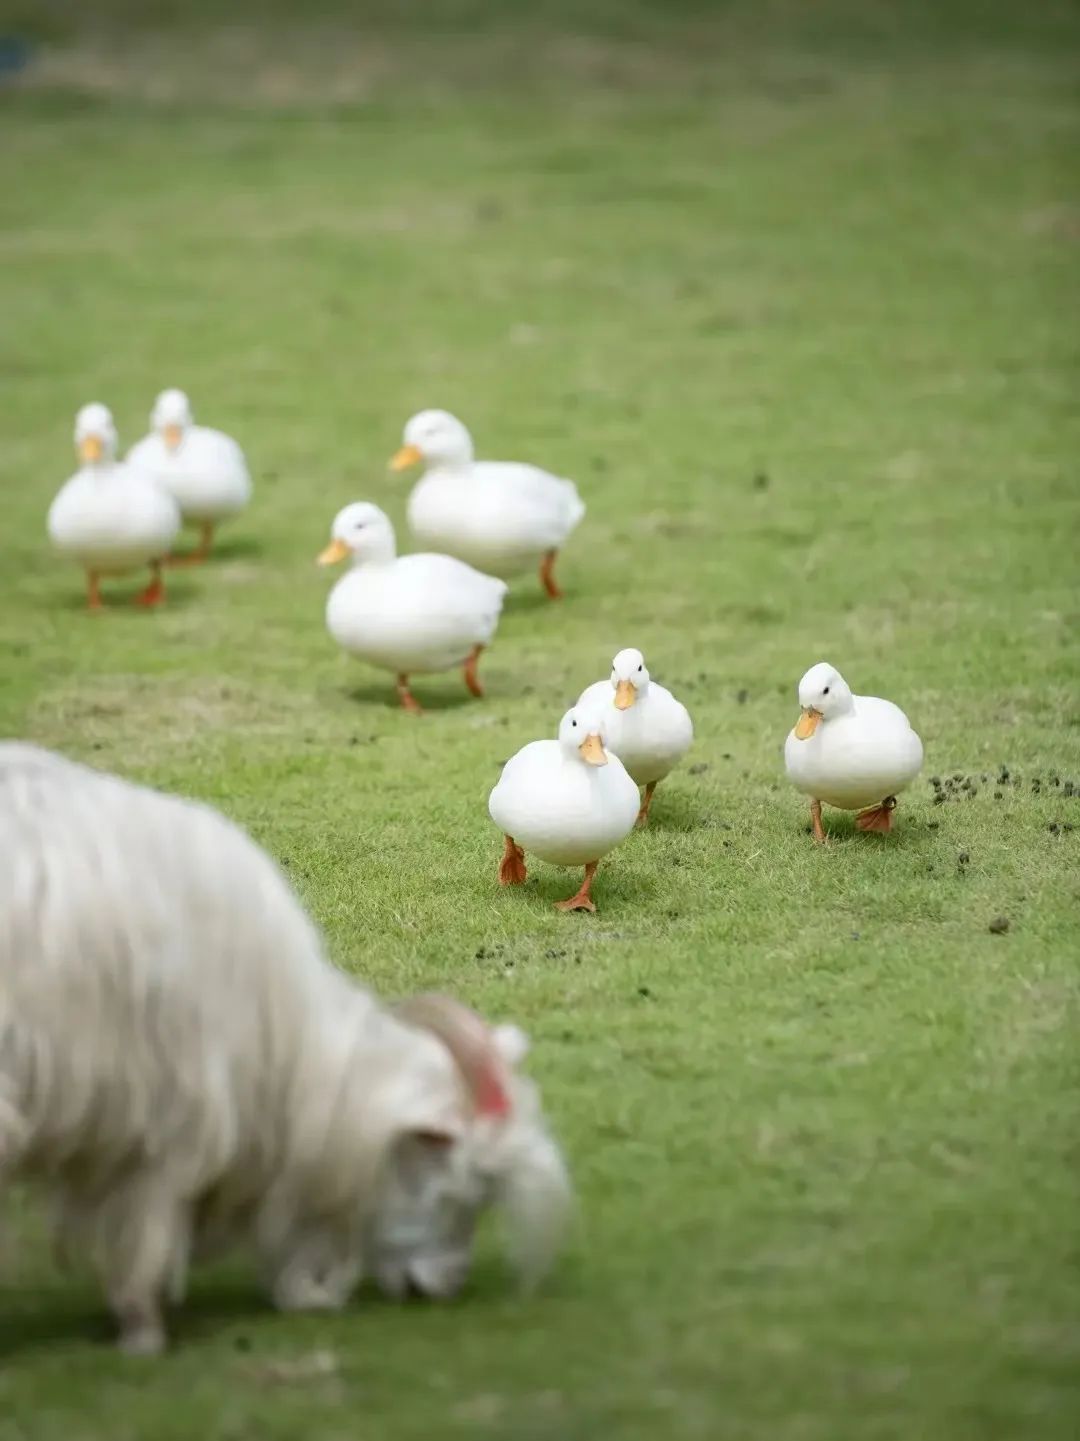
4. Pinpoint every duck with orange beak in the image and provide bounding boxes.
[576,647,694,825]
[127,389,251,564]
[317,501,507,714]
[488,705,640,912]
[784,662,924,843]
[390,410,585,600]
[47,403,180,610]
